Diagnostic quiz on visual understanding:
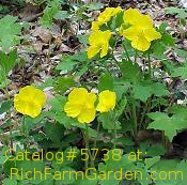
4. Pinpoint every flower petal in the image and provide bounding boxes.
[88,30,111,59]
[14,86,46,118]
[96,90,116,112]
[14,95,42,118]
[131,35,151,51]
[78,107,96,123]
[87,45,100,59]
[124,8,142,25]
[122,26,140,40]
[68,88,88,102]
[64,101,81,118]
[143,28,161,42]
